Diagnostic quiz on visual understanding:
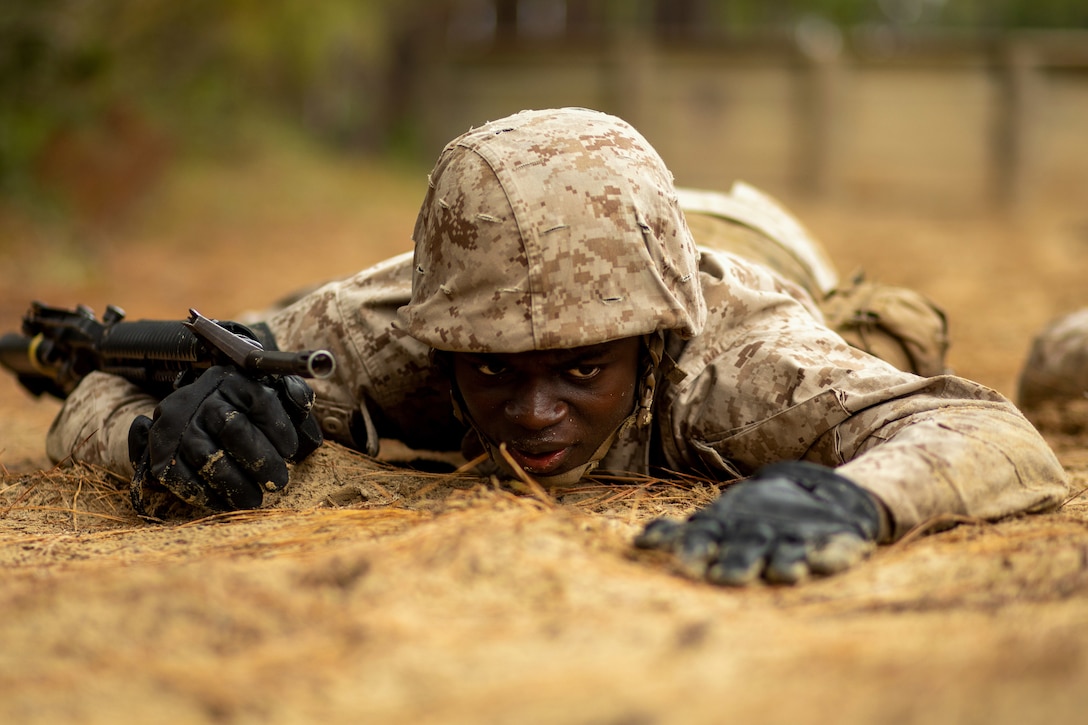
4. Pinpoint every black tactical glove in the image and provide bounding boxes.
[635,461,882,586]
[128,365,323,513]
